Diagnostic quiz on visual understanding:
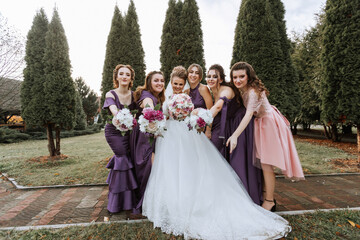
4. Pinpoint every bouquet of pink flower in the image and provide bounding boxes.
[112,108,137,136]
[138,106,166,143]
[168,93,194,121]
[185,108,213,133]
